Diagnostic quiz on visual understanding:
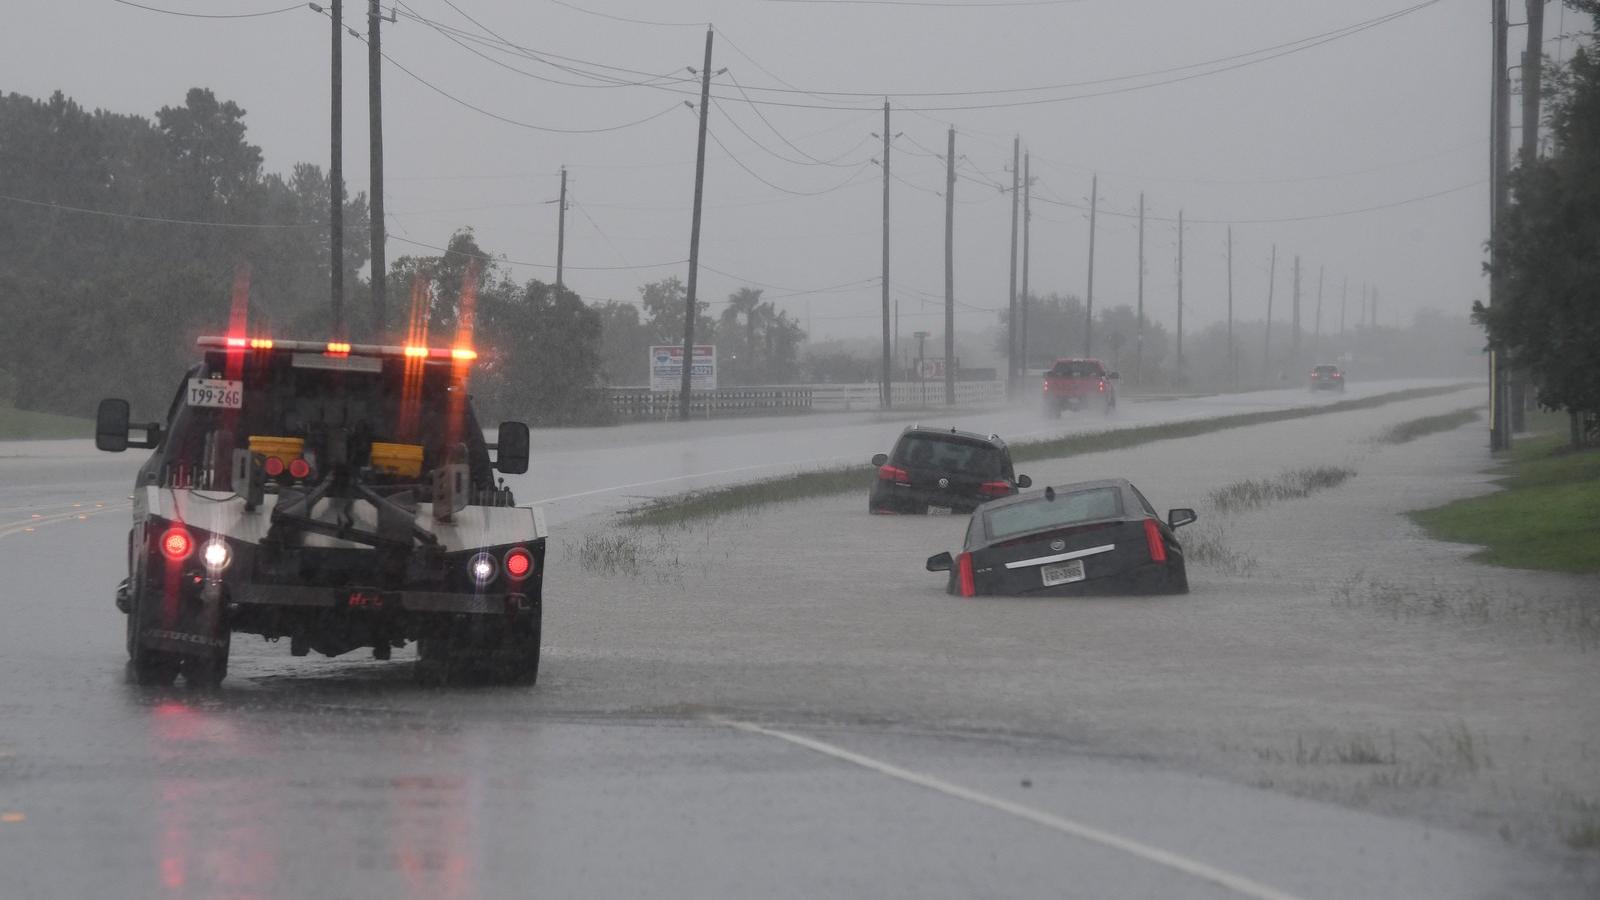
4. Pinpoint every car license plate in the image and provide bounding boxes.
[928,505,953,516]
[186,378,243,409]
[1040,559,1085,586]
